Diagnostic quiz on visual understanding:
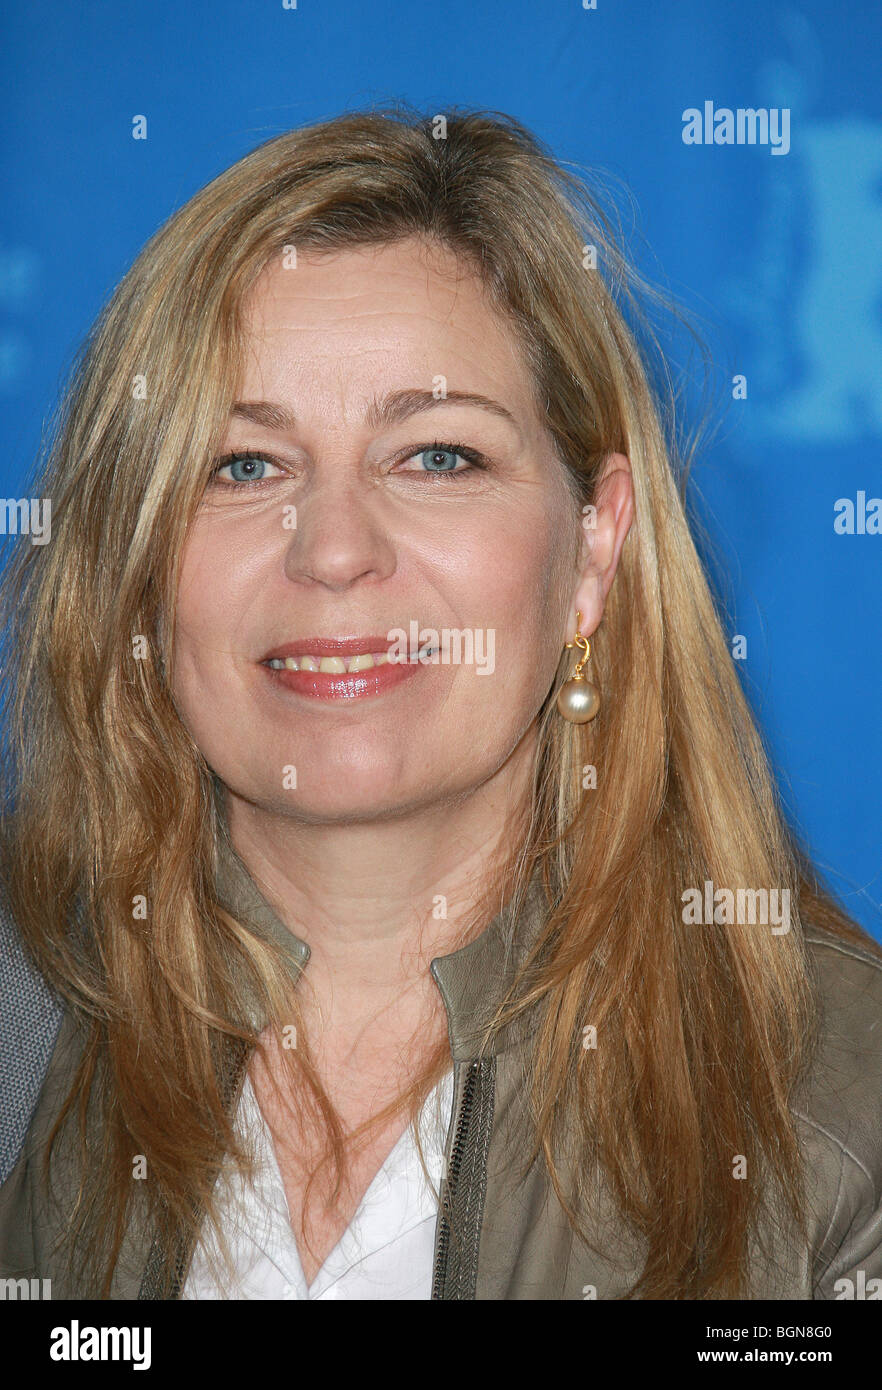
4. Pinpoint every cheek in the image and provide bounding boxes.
[439,509,571,710]
[174,522,265,660]
[172,531,250,712]
[174,540,221,676]
[482,513,570,635]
